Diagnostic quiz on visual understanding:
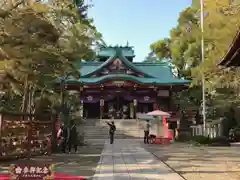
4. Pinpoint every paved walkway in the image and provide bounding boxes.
[92,139,184,180]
